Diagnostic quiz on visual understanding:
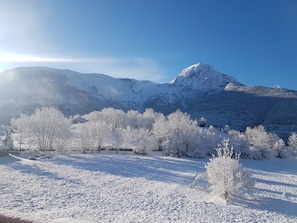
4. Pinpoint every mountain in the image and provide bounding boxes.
[0,63,296,139]
[169,63,242,90]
